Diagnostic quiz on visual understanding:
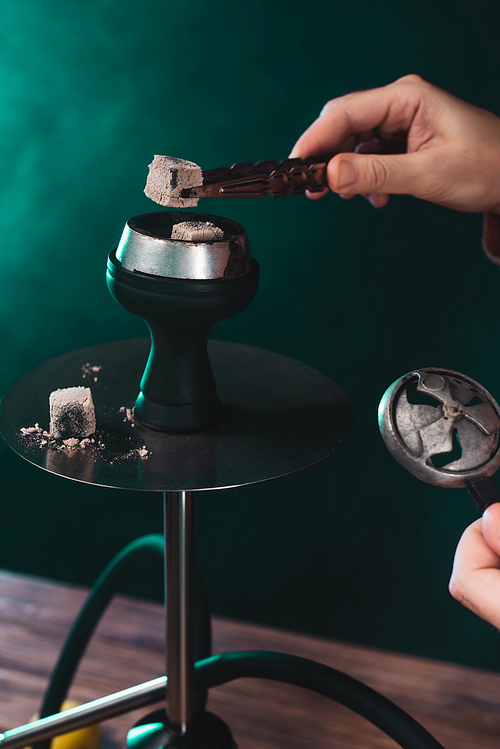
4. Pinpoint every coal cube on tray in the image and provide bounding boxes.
[49,387,96,440]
